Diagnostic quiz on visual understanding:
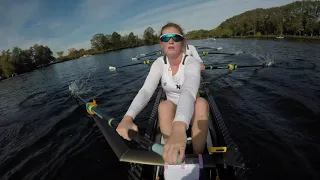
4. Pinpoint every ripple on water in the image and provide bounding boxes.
[1,39,320,180]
